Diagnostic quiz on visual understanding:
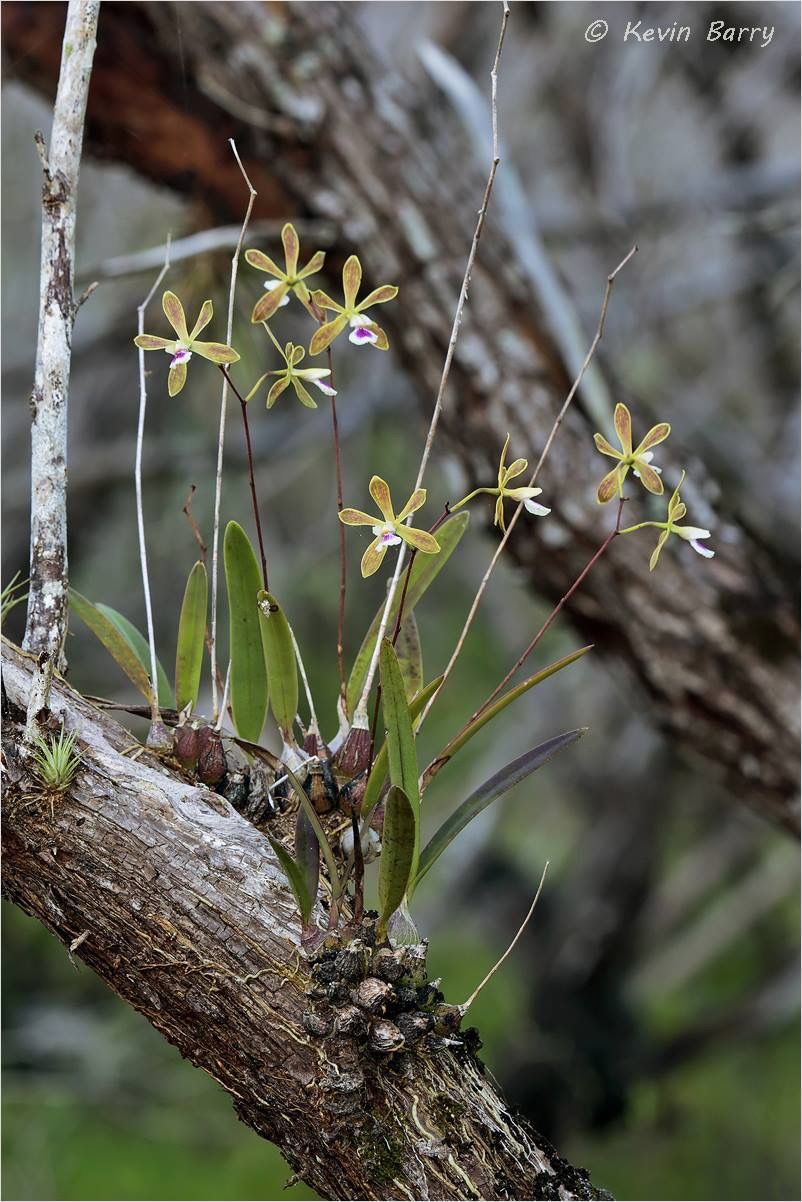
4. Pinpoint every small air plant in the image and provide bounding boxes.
[30,725,81,812]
